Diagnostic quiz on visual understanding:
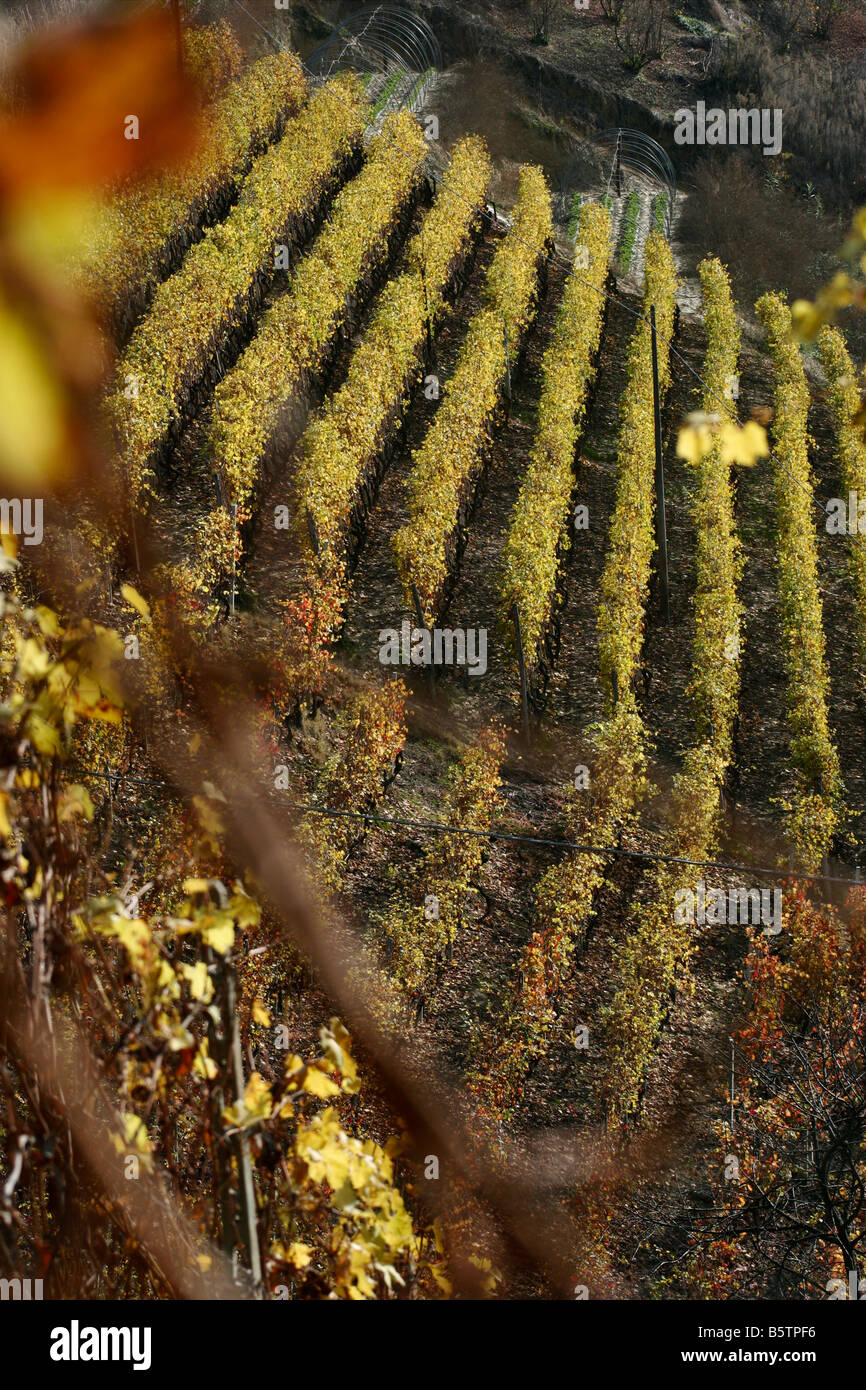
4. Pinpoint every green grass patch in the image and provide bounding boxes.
[369,70,403,121]
[675,11,716,37]
[616,189,641,275]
